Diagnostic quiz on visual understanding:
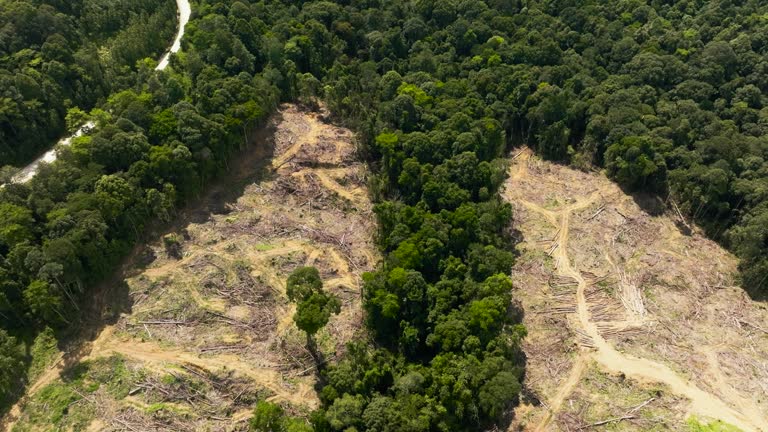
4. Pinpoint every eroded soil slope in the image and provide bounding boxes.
[506,149,768,432]
[5,105,378,431]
